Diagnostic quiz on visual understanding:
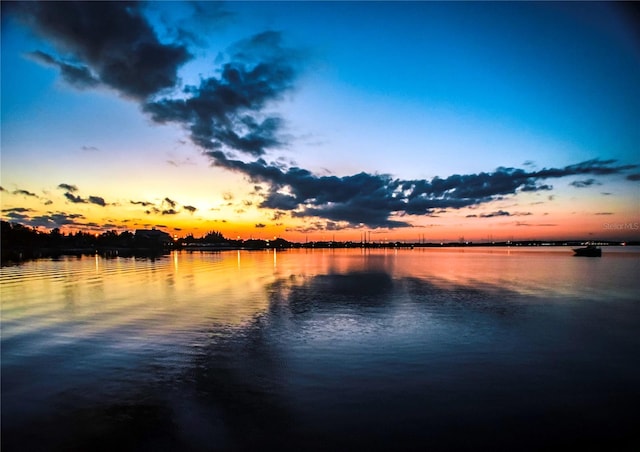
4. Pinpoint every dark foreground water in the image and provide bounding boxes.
[2,247,639,451]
